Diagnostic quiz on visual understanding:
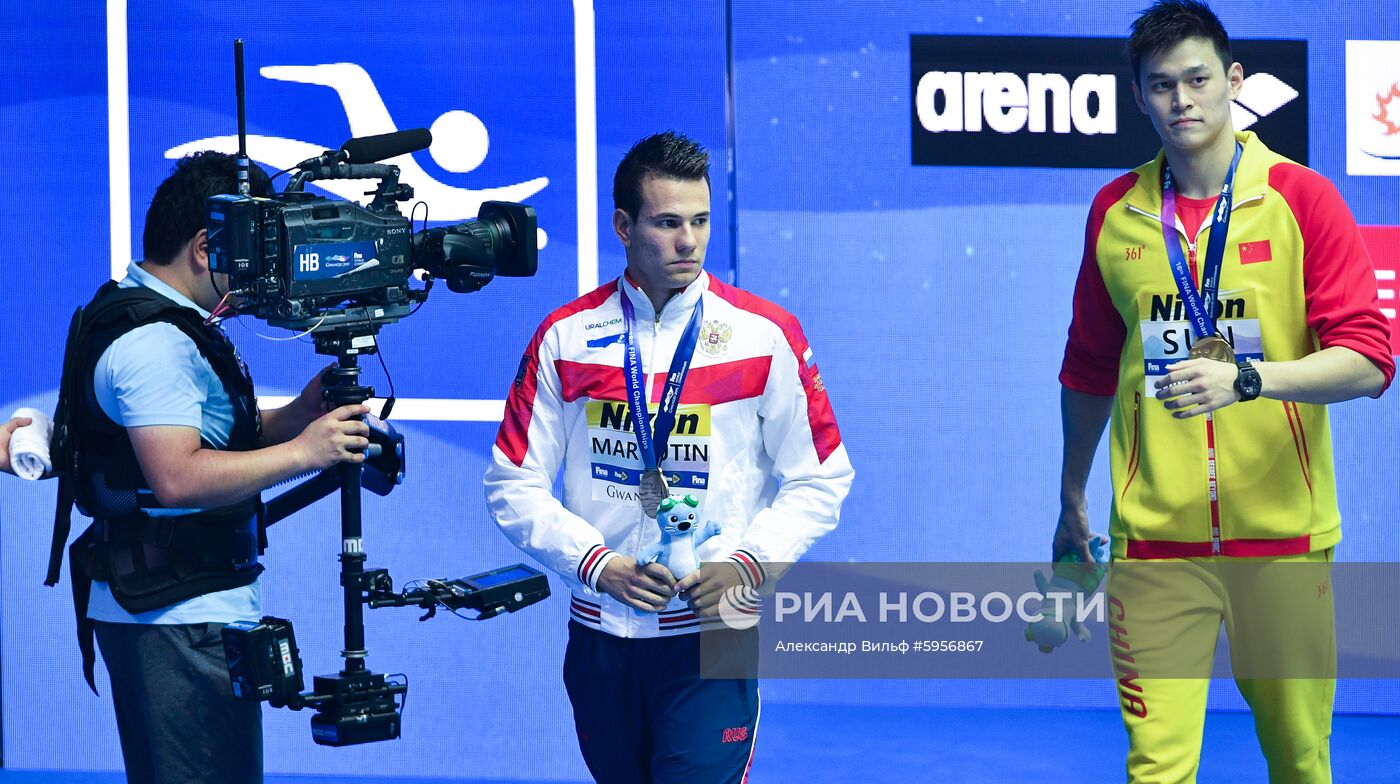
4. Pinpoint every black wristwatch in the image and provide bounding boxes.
[1234,360,1262,402]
